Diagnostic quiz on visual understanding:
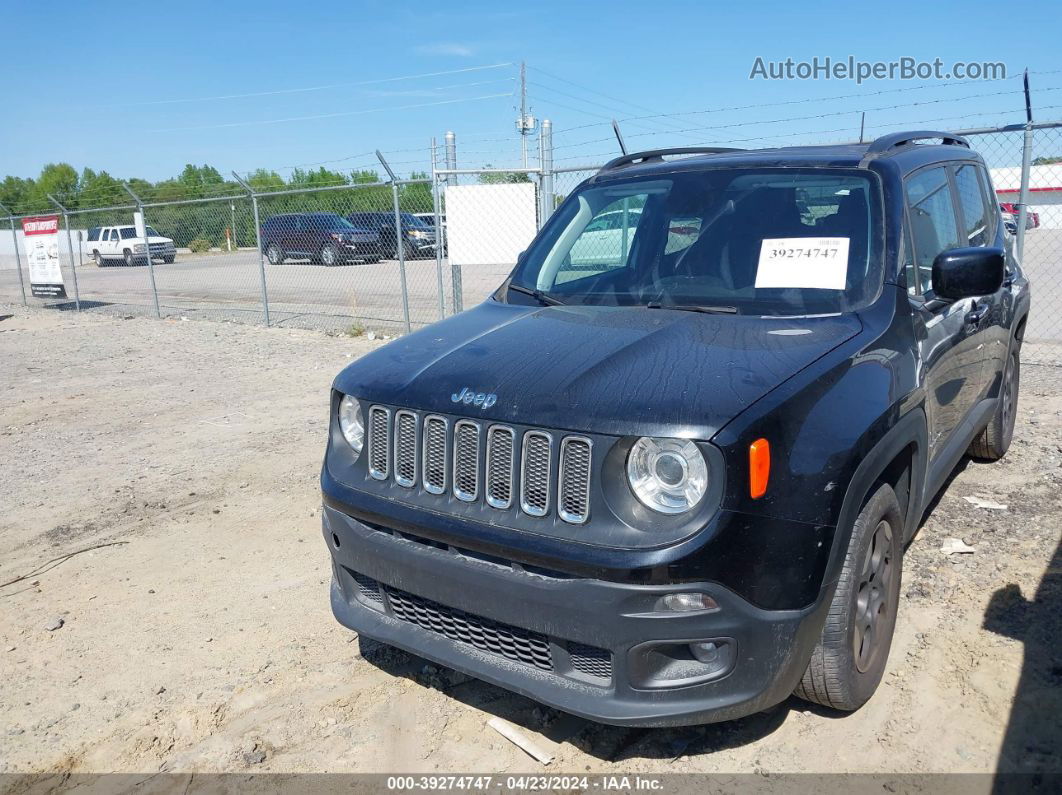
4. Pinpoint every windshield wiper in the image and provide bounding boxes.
[646,301,738,315]
[507,284,566,306]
